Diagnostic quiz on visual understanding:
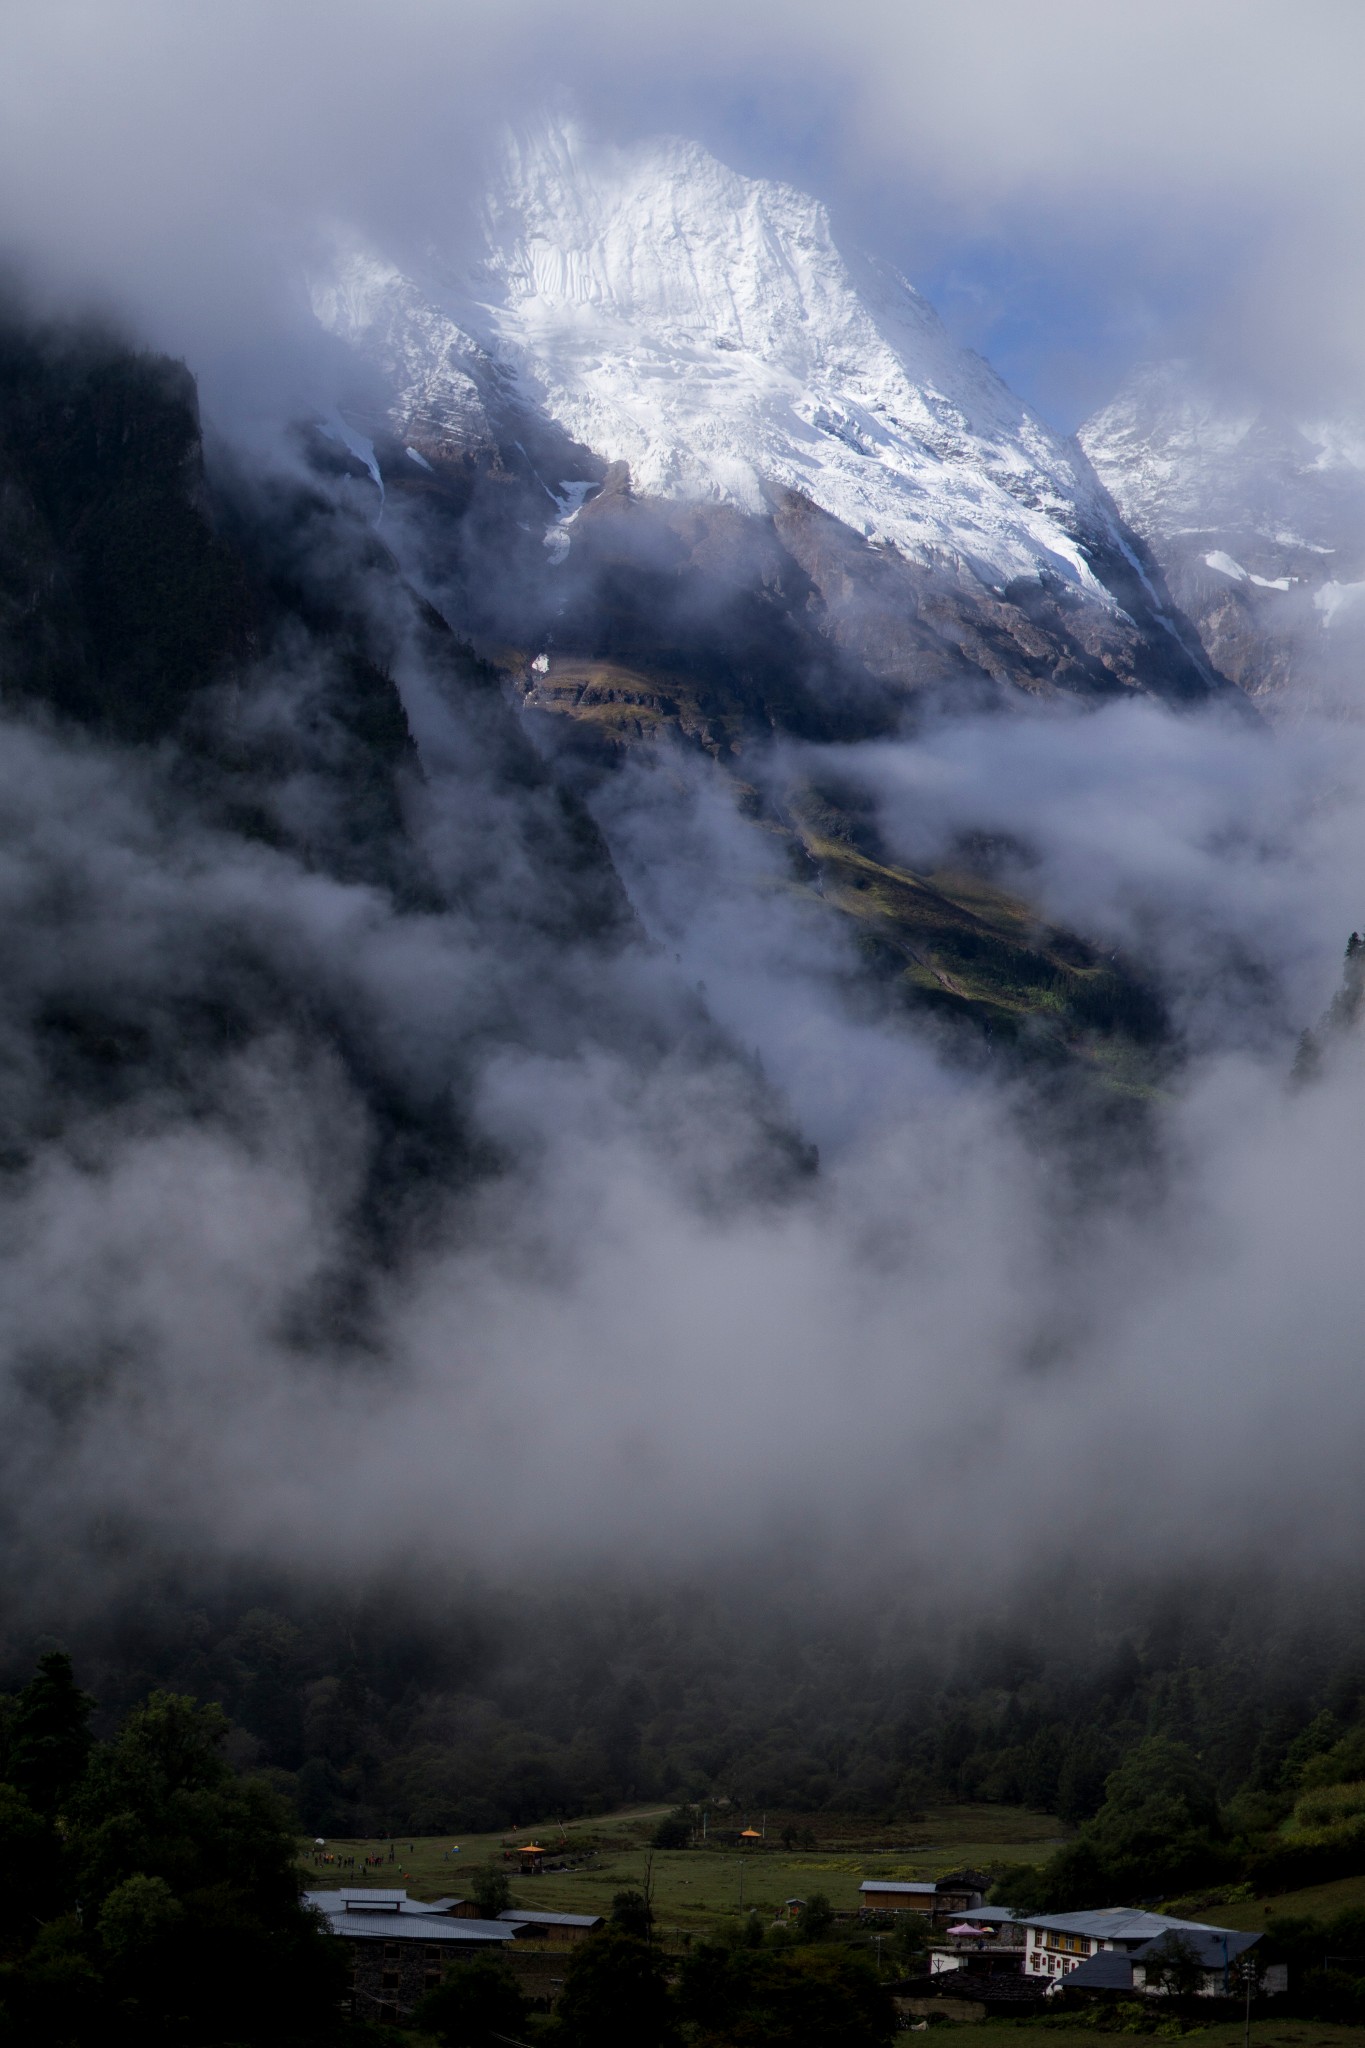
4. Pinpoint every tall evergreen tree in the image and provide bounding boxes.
[10,1650,93,1816]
